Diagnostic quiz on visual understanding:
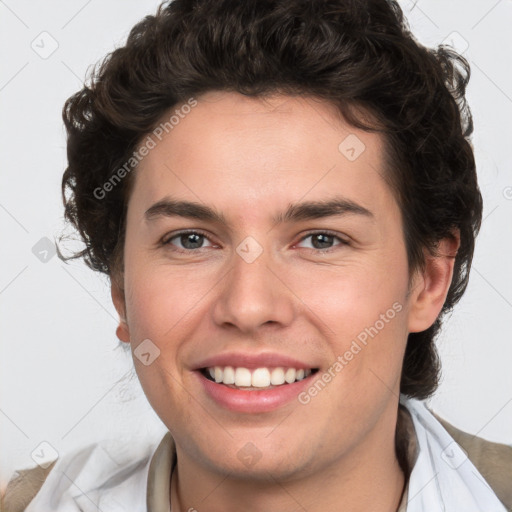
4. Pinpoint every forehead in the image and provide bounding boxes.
[129,91,396,225]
